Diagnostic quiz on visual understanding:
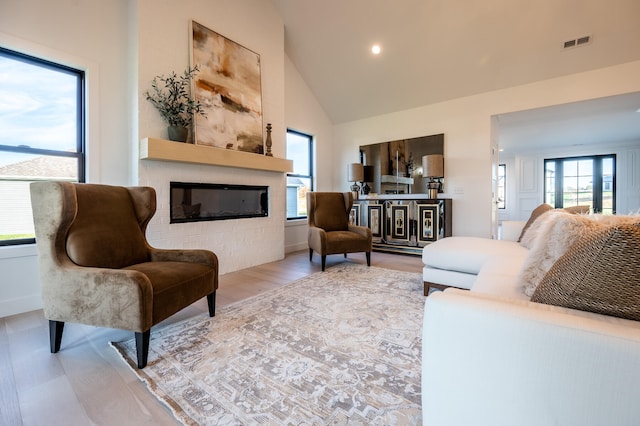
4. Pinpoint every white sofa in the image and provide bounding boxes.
[421,220,528,296]
[420,211,640,426]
